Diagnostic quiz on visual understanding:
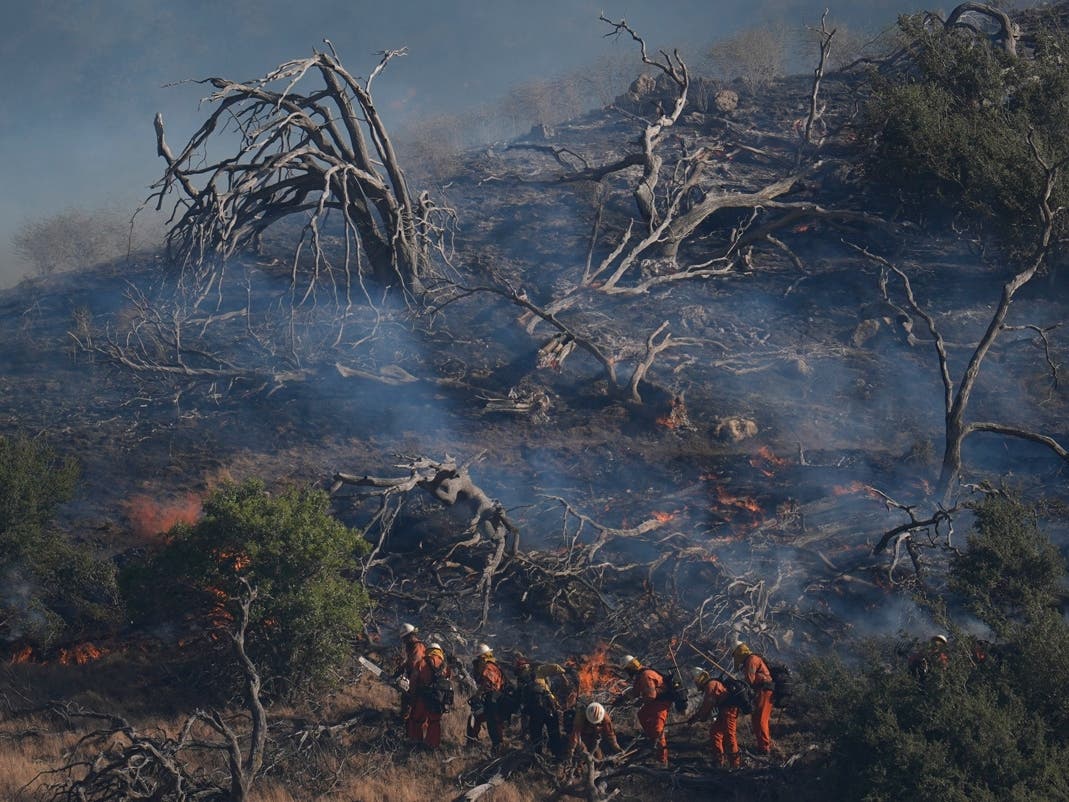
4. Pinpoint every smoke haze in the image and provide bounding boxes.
[2,0,954,286]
